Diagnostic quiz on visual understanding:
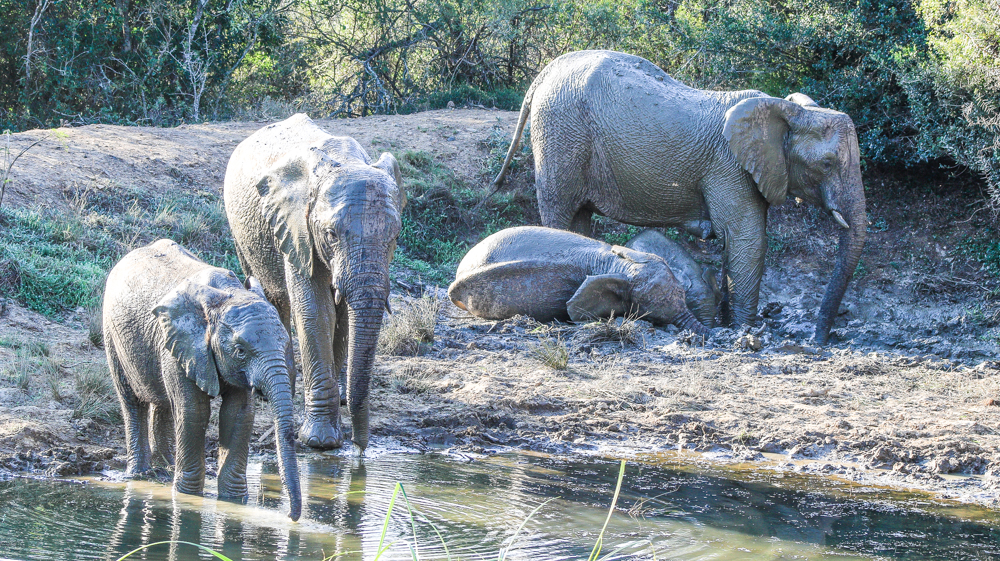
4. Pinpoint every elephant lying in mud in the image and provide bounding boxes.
[625,230,721,328]
[102,239,301,521]
[448,226,708,335]
[492,50,866,344]
[224,114,406,451]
